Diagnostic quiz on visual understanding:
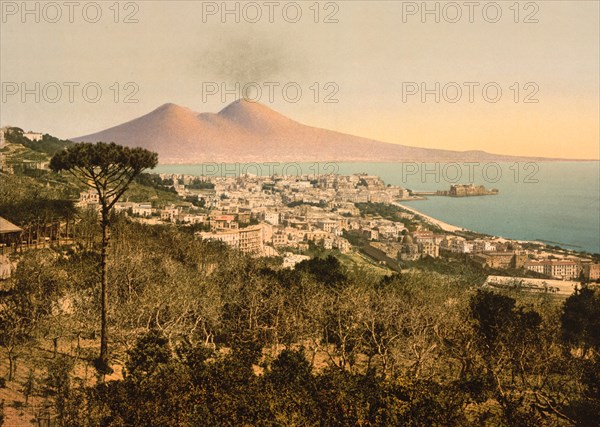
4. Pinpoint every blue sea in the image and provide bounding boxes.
[154,161,600,254]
